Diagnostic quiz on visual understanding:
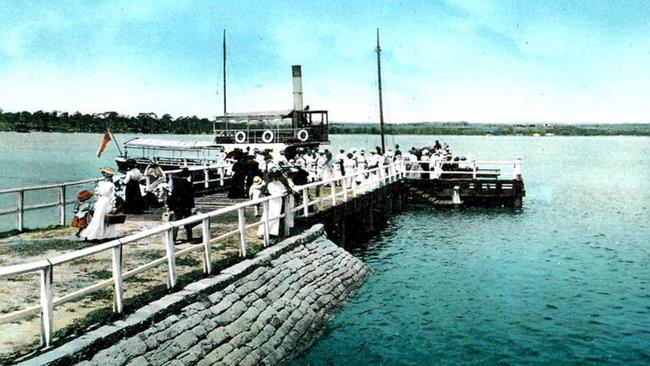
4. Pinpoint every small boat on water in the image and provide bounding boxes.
[114,65,329,174]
